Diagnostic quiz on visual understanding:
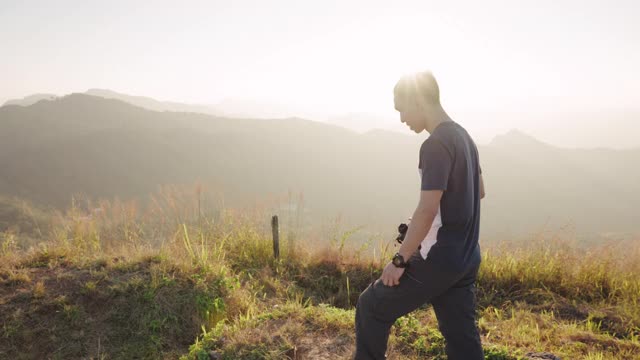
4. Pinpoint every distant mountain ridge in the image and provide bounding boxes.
[489,129,551,148]
[85,89,220,115]
[3,90,220,115]
[3,93,58,106]
[5,91,639,150]
[1,93,638,240]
